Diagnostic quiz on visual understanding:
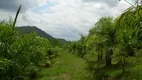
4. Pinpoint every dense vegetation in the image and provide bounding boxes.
[0,6,62,80]
[68,1,142,80]
[1,0,142,80]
